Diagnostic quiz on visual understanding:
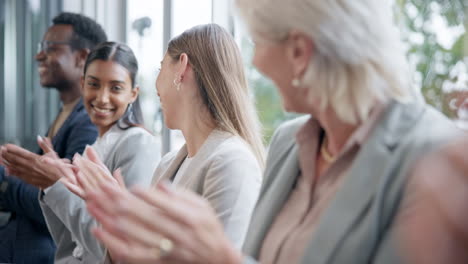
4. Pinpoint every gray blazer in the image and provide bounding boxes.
[40,126,160,264]
[153,130,263,248]
[242,101,462,264]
